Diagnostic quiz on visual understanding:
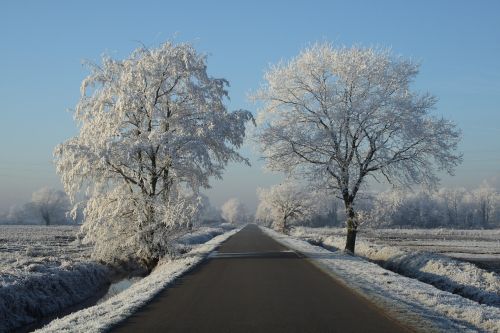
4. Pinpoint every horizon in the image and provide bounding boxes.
[1,0,500,212]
